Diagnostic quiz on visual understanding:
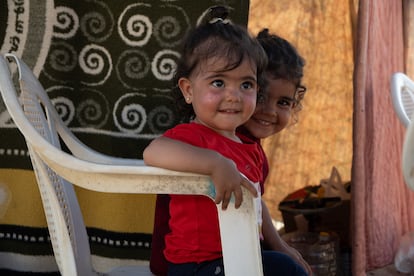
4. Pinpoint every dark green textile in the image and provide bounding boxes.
[0,0,249,168]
